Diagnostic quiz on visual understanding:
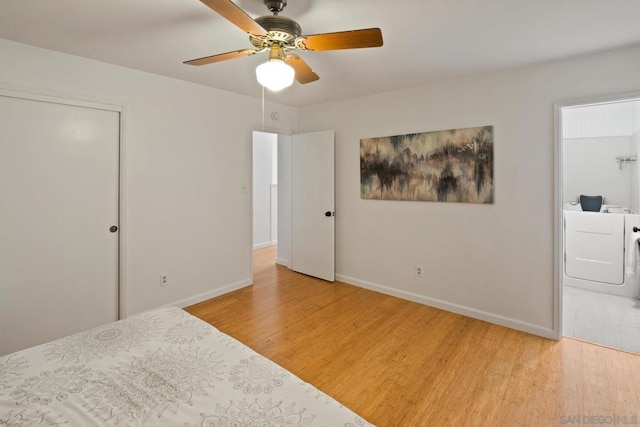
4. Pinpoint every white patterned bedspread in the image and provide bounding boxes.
[0,306,372,426]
